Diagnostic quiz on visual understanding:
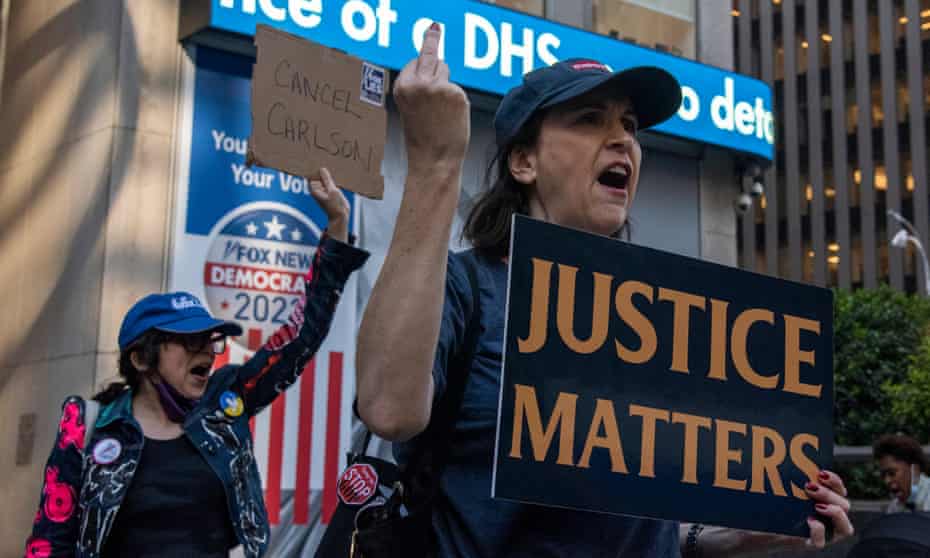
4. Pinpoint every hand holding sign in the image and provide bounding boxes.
[805,470,853,547]
[393,23,471,176]
[309,168,350,242]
